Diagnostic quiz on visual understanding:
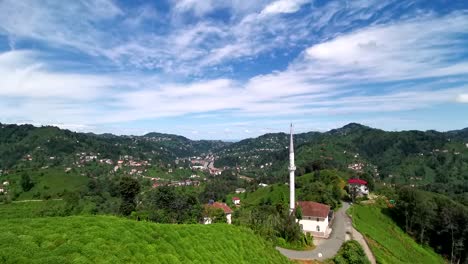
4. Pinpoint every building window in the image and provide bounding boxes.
[316,225,320,232]
[316,218,319,222]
